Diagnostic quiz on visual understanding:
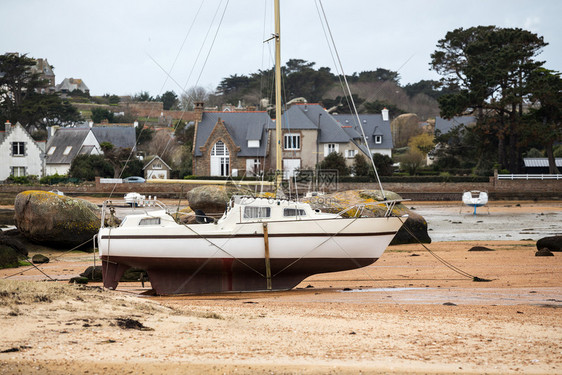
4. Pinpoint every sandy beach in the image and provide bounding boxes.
[0,201,561,374]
